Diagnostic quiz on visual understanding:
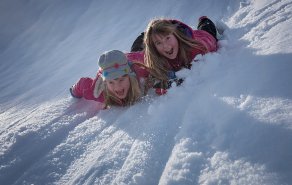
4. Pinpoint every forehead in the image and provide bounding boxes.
[151,33,170,42]
[107,75,129,82]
